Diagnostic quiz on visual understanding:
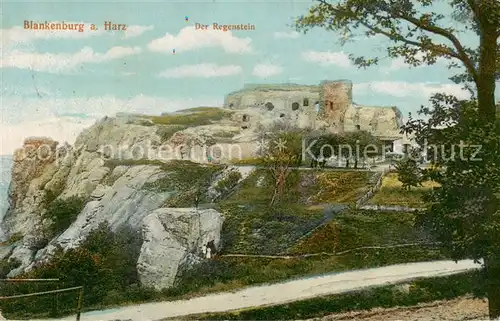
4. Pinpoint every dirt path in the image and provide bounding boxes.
[308,296,490,321]
[34,260,480,321]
